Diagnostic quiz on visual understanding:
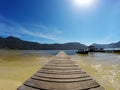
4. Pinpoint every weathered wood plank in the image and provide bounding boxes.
[39,69,84,72]
[37,71,86,75]
[45,64,78,67]
[48,61,75,64]
[31,75,92,82]
[34,72,89,77]
[17,85,40,90]
[23,79,100,90]
[41,67,81,70]
[90,87,105,90]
